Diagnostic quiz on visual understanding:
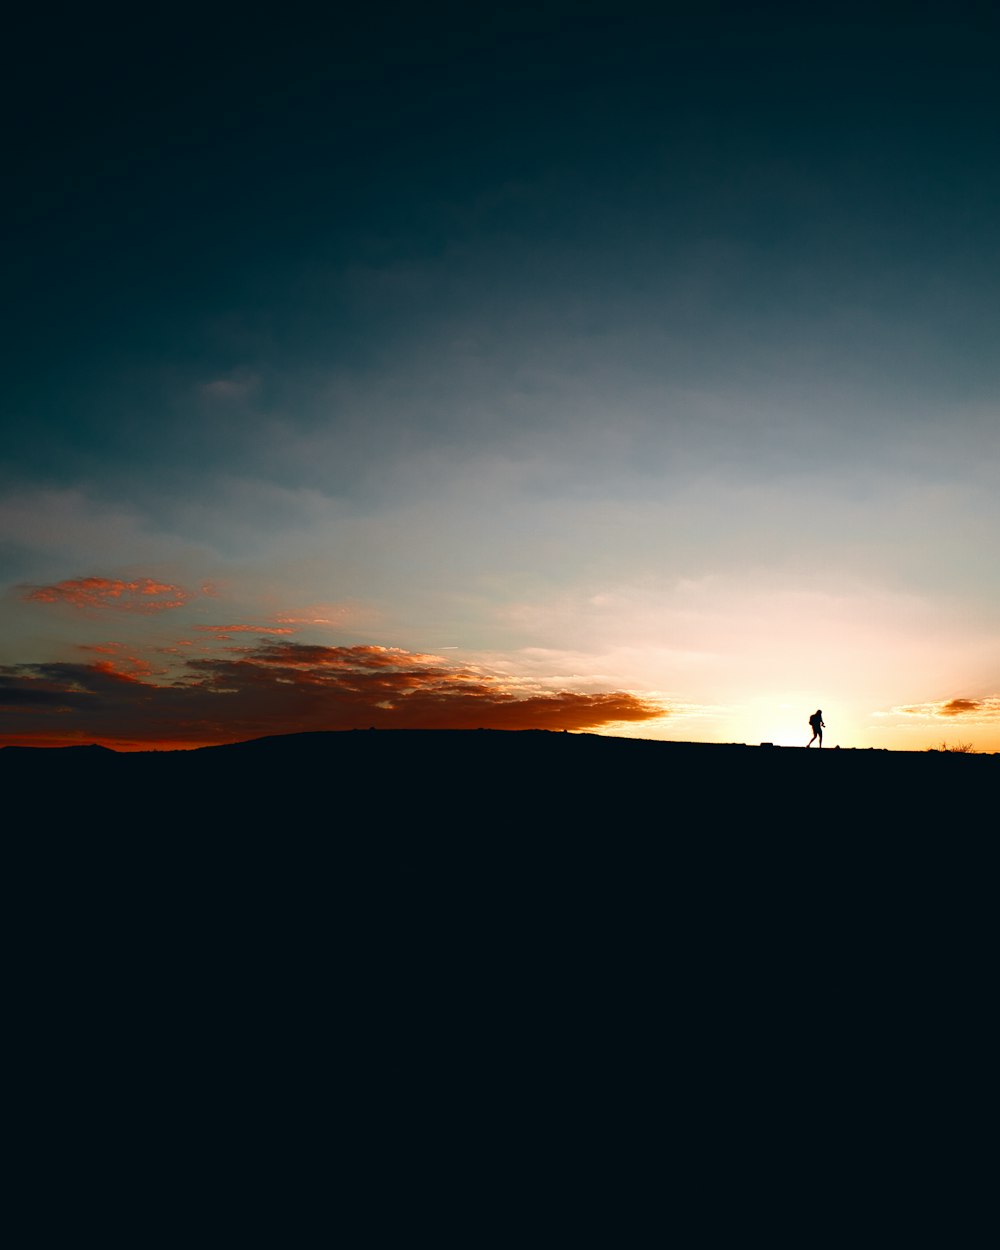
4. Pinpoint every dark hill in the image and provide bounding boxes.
[4,726,993,1188]
[4,728,995,832]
